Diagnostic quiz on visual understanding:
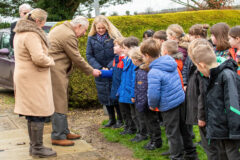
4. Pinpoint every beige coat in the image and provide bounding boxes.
[13,19,55,116]
[48,21,93,114]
